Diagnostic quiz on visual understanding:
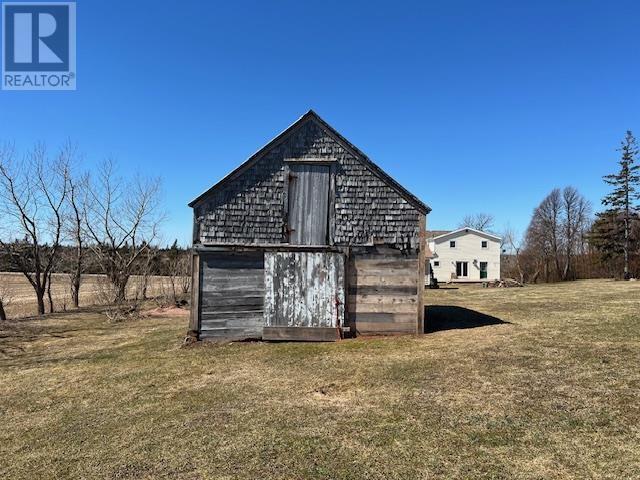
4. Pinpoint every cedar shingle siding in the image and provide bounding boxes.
[194,146,286,244]
[194,118,421,248]
[188,111,430,341]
